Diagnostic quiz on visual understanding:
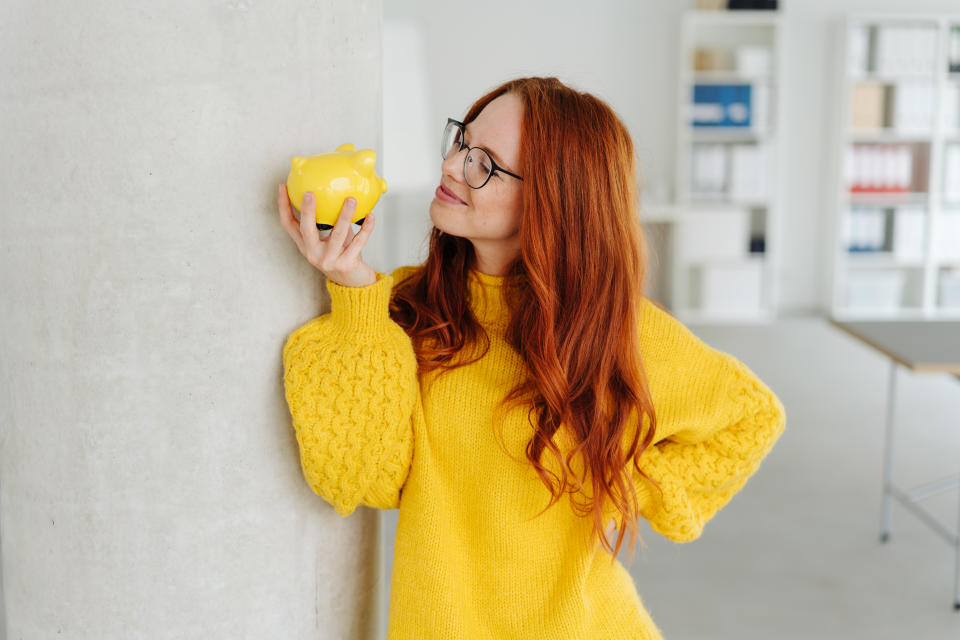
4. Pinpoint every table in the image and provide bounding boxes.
[828,317,960,610]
